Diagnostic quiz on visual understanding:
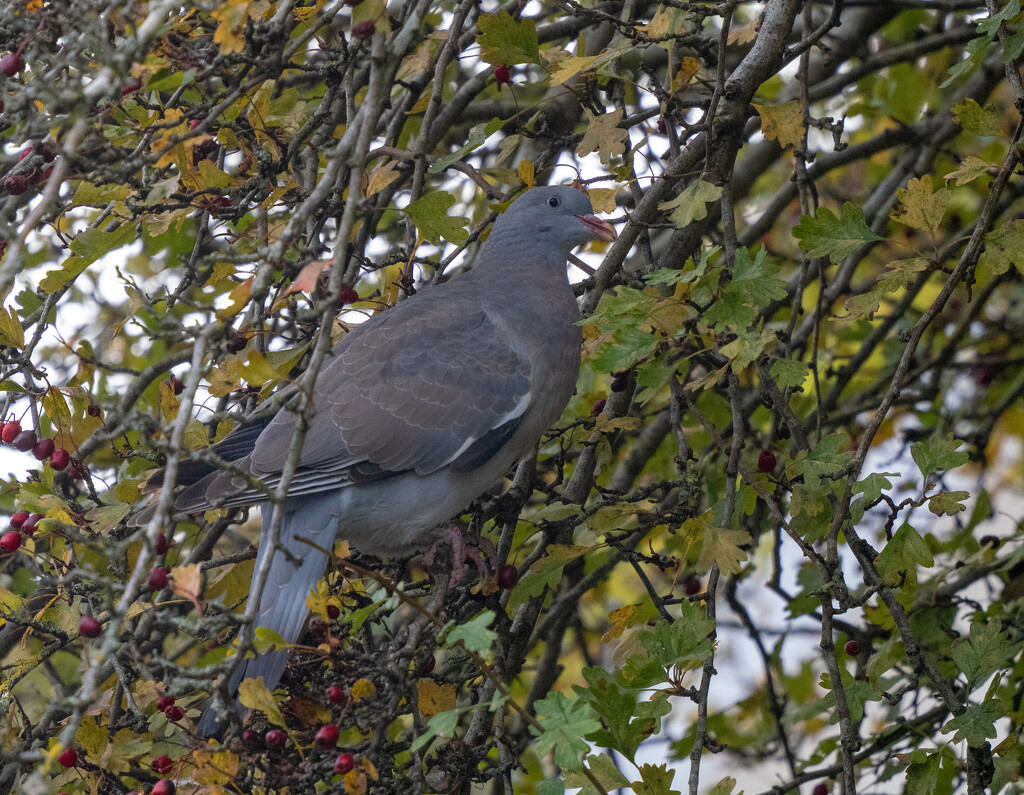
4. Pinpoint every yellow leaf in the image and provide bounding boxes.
[193,747,240,786]
[586,187,618,214]
[697,525,750,575]
[602,601,658,643]
[577,108,627,164]
[216,276,252,320]
[350,678,377,701]
[672,57,701,92]
[0,305,24,349]
[237,678,288,728]
[518,159,535,188]
[753,101,804,149]
[112,480,142,504]
[207,358,243,398]
[890,174,950,235]
[212,0,253,55]
[549,54,598,86]
[418,679,456,718]
[365,161,400,197]
[344,769,368,795]
[361,757,379,780]
[291,697,332,727]
[170,563,203,604]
